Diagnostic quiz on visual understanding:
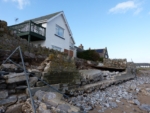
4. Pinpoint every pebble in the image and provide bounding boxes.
[69,76,150,112]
